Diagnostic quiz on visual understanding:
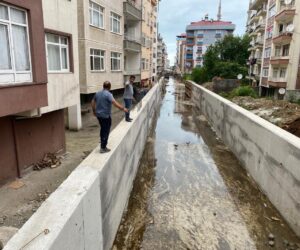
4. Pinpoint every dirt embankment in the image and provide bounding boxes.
[232,96,300,138]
